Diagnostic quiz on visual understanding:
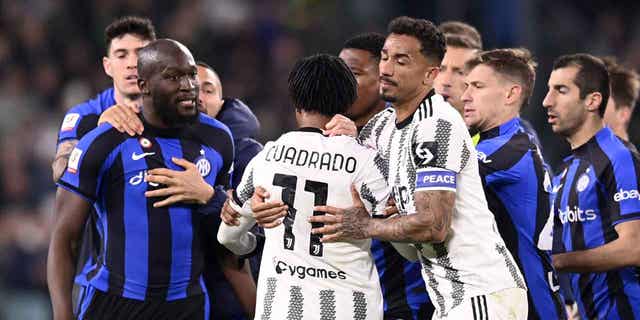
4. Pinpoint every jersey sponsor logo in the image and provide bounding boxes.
[558,206,597,224]
[477,151,492,164]
[195,156,211,177]
[273,258,346,280]
[576,173,590,192]
[60,113,80,132]
[131,152,155,161]
[67,148,82,173]
[614,189,640,202]
[129,170,159,187]
[413,142,437,166]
